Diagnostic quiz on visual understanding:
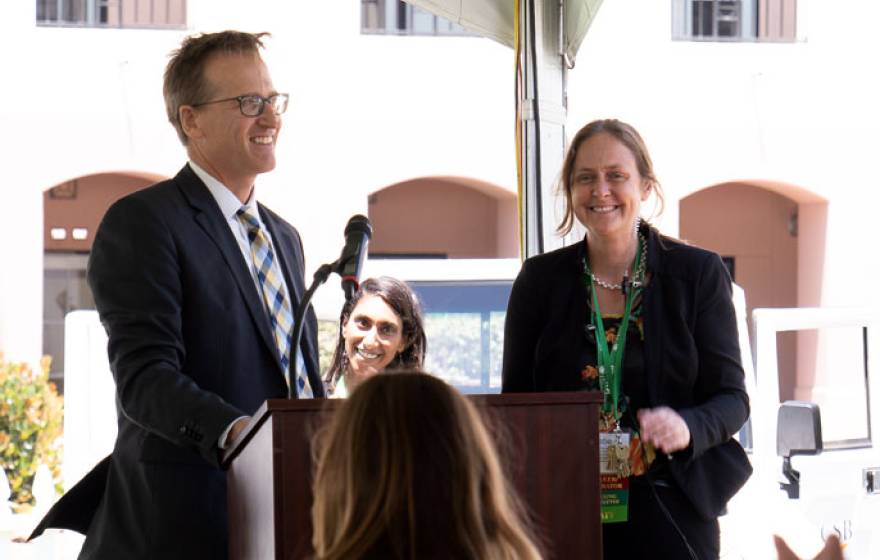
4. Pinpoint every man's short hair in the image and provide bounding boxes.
[163,30,270,145]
